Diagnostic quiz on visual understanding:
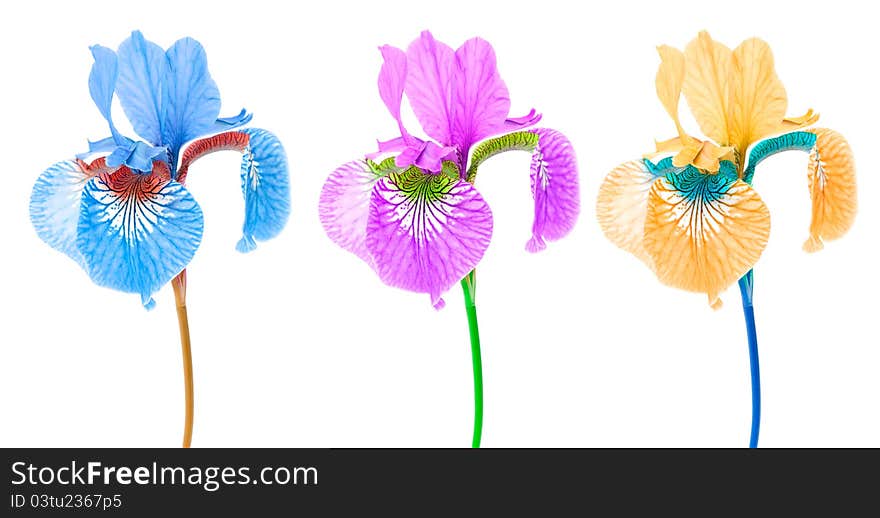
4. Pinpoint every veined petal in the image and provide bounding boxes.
[77,164,203,309]
[682,31,732,145]
[596,159,662,268]
[163,37,221,163]
[366,167,493,308]
[378,45,408,130]
[803,128,857,251]
[527,128,579,252]
[405,30,455,145]
[30,160,95,268]
[237,128,290,251]
[728,38,787,163]
[451,37,511,153]
[88,45,124,144]
[116,30,169,145]
[644,164,770,308]
[655,45,686,137]
[319,160,384,268]
[177,129,290,252]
